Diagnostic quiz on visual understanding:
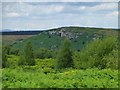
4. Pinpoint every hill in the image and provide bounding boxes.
[3,26,118,51]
